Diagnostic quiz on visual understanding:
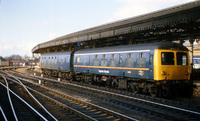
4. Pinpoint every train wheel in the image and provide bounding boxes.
[46,70,51,76]
[58,72,62,78]
[52,71,58,77]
